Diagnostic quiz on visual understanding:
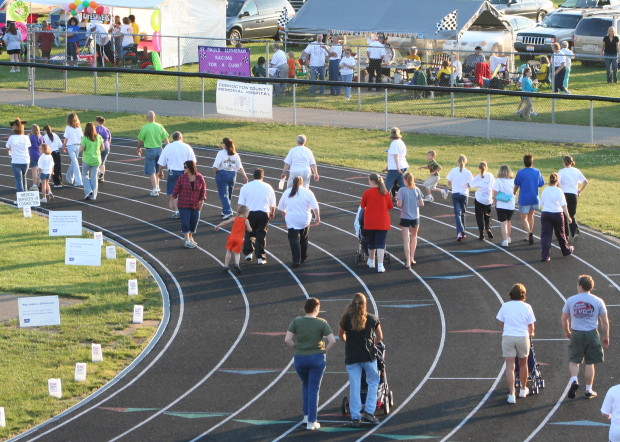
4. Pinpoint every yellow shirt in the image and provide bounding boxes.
[437,67,452,77]
[406,54,420,61]
[132,22,140,45]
